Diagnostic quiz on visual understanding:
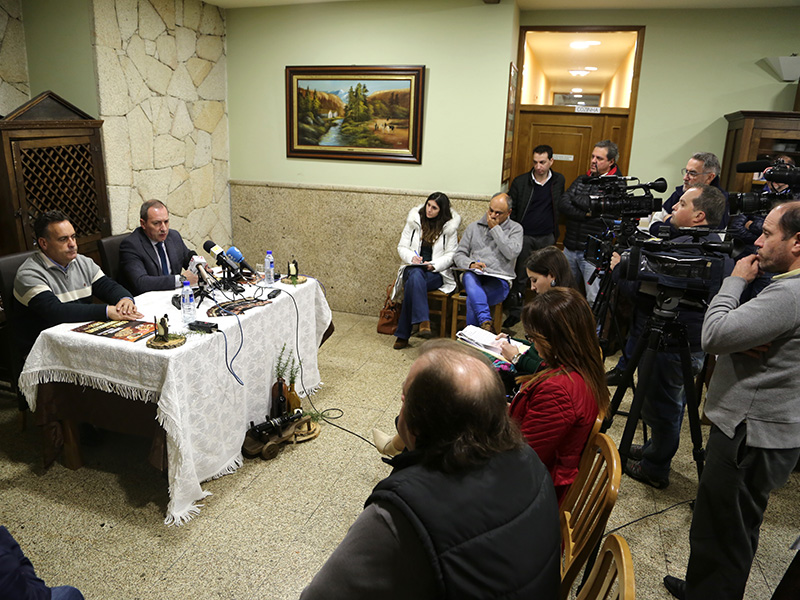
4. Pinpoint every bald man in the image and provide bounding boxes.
[453,193,523,332]
[301,339,559,599]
